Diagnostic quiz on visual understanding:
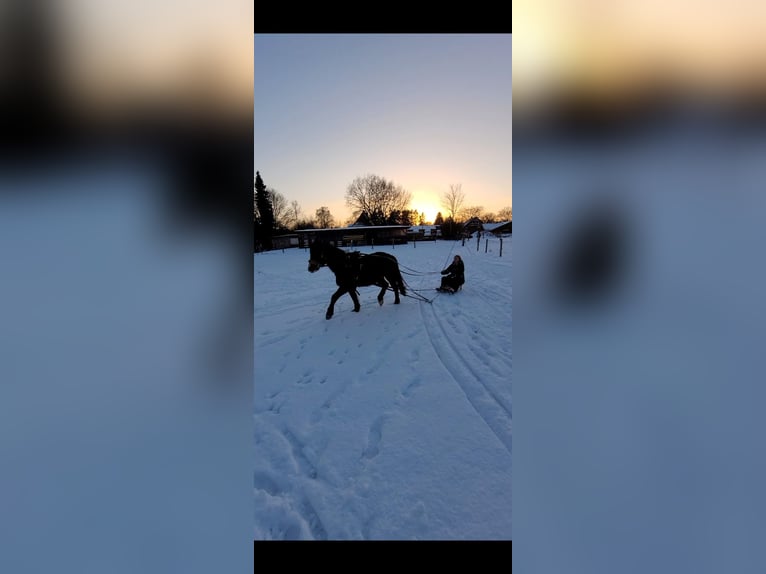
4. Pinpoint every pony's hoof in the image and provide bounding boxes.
[394,300,401,304]
[378,299,384,306]
[353,307,360,313]
[326,312,333,319]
